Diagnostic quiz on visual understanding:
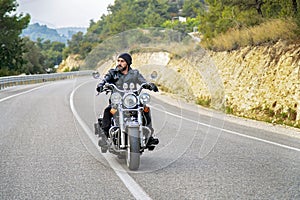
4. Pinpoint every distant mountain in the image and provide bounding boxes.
[56,27,87,39]
[21,23,87,44]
